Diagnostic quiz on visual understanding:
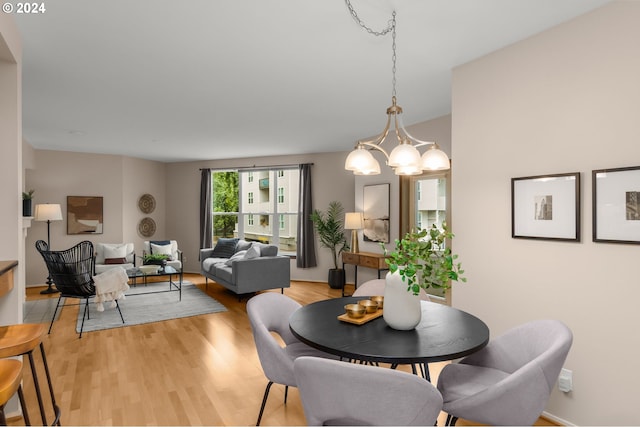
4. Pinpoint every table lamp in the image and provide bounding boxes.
[34,203,63,294]
[345,212,364,253]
